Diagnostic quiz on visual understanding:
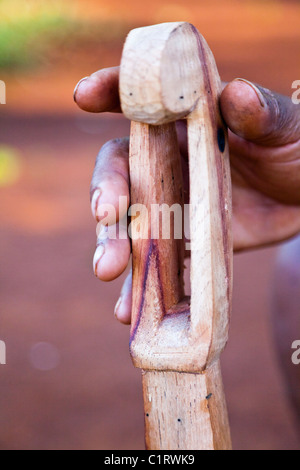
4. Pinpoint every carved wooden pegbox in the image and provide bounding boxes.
[119,22,233,450]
